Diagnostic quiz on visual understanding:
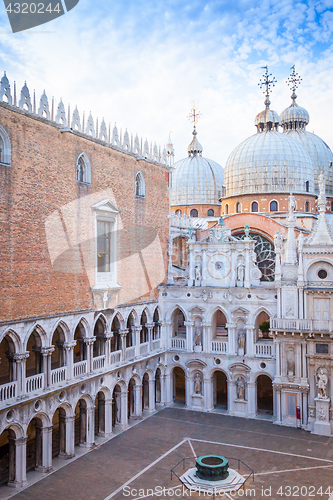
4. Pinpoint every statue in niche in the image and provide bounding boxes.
[237,328,246,352]
[195,263,201,281]
[236,377,246,400]
[194,325,202,346]
[316,368,328,399]
[194,373,202,394]
[287,356,295,377]
[274,232,283,253]
[236,261,245,282]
